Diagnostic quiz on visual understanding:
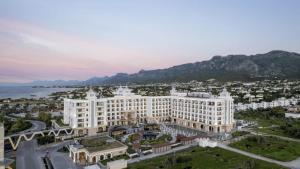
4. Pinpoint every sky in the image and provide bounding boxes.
[0,0,299,83]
